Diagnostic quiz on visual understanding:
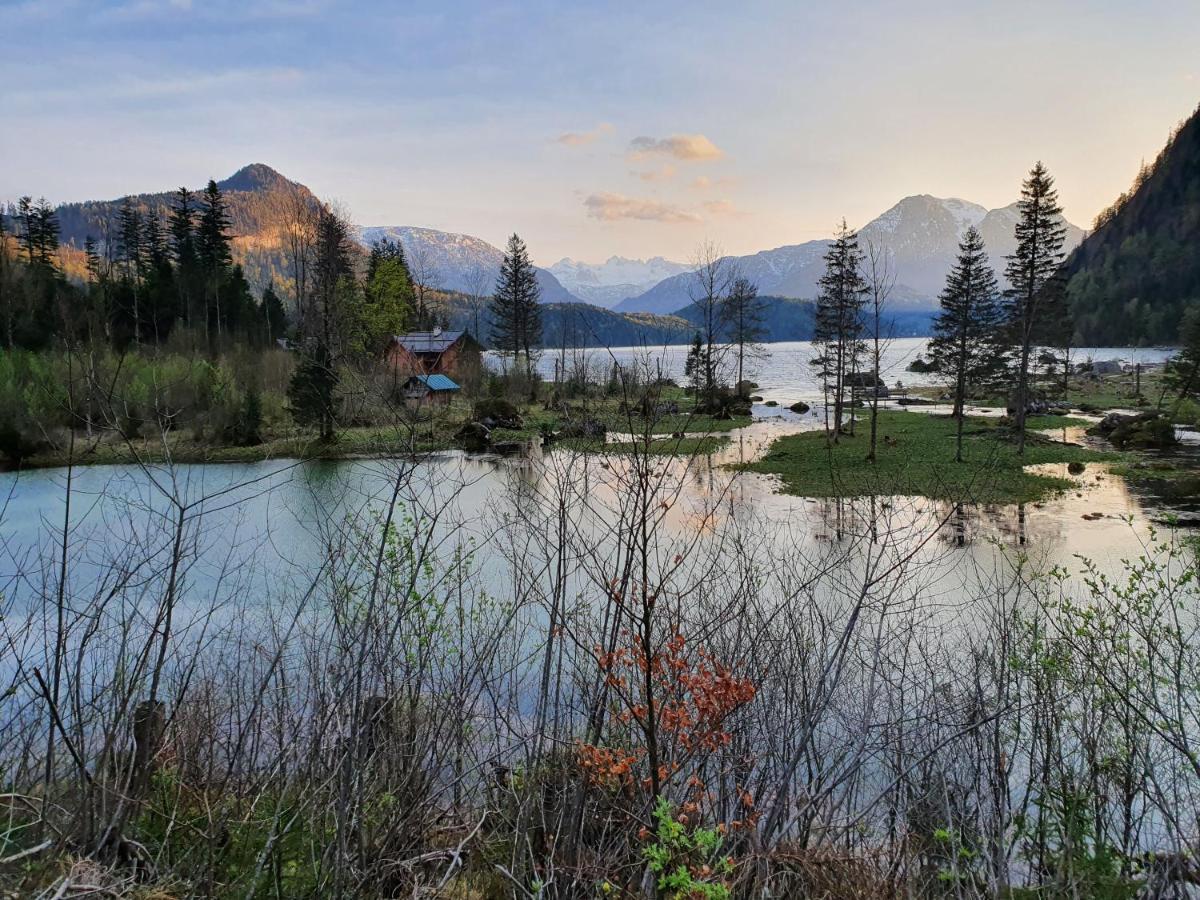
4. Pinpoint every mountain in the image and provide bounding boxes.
[358,225,579,304]
[1062,102,1200,345]
[53,163,324,294]
[547,255,692,308]
[616,195,1083,315]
